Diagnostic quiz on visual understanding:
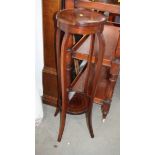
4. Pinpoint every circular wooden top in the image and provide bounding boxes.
[56,8,106,27]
